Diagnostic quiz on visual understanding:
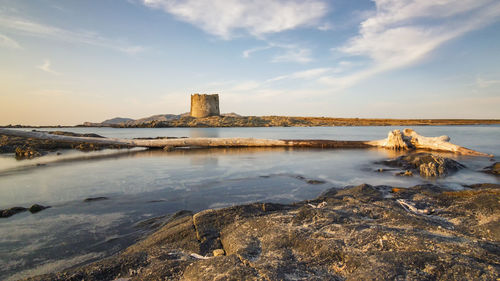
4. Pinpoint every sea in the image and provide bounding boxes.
[1,126,499,280]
